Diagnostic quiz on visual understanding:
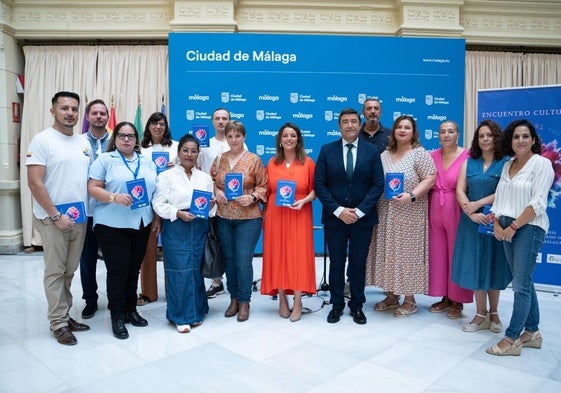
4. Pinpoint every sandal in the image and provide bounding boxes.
[374,295,400,312]
[520,330,542,349]
[489,312,503,333]
[137,294,154,306]
[429,297,452,313]
[462,313,490,332]
[393,300,418,318]
[486,337,521,356]
[447,302,463,319]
